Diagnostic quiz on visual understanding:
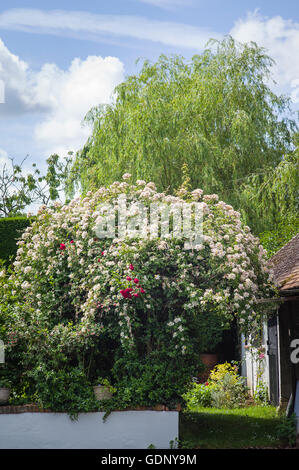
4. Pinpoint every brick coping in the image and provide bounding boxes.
[0,404,181,414]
